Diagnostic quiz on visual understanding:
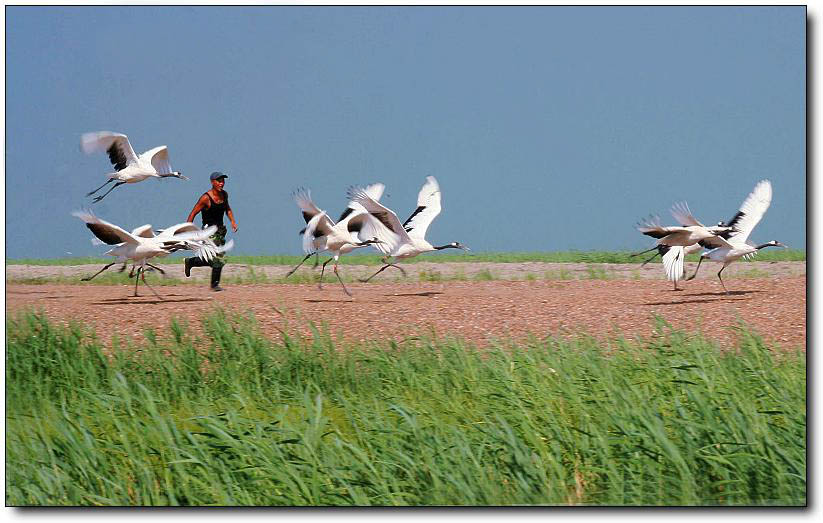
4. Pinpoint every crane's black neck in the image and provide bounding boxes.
[434,243,458,250]
[357,239,381,247]
[755,242,779,250]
